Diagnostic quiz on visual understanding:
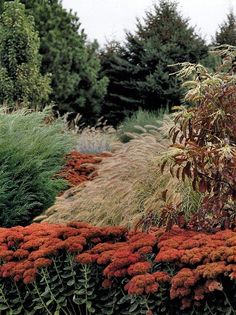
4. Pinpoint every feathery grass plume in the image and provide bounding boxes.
[75,117,118,154]
[35,112,201,229]
[39,134,167,227]
[38,114,195,228]
[0,108,75,227]
[76,126,117,154]
[133,152,203,230]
